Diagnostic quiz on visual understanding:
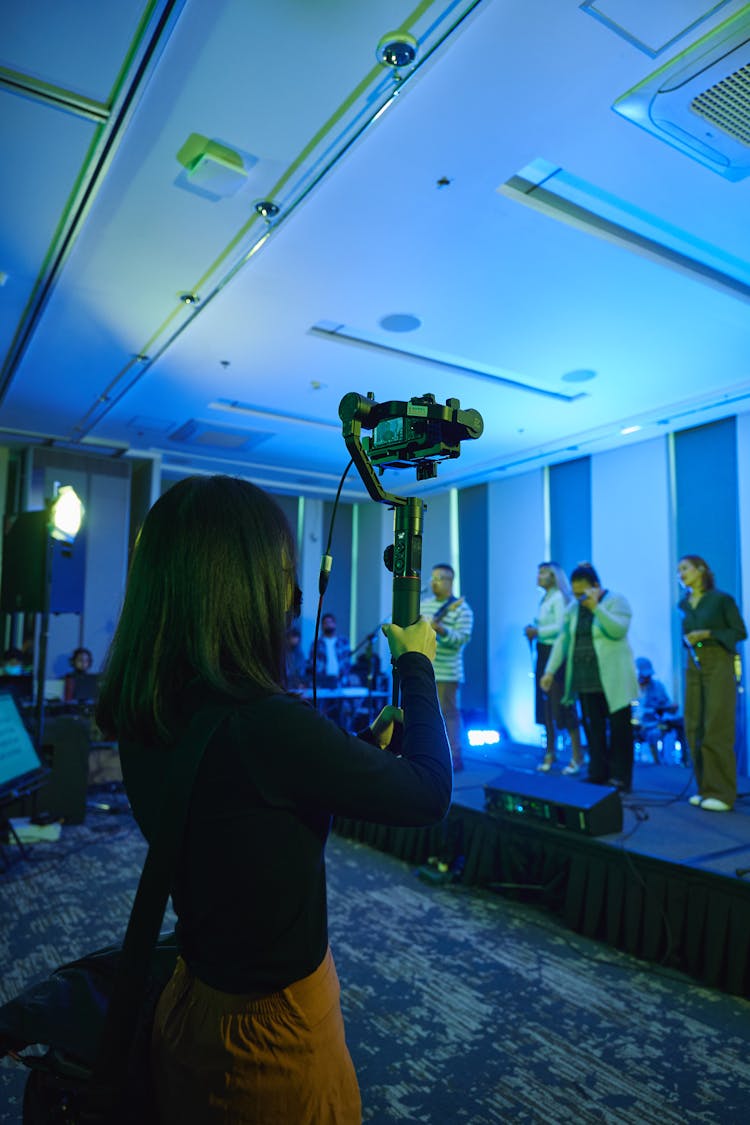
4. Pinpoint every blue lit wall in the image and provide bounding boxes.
[458,483,488,718]
[549,456,591,573]
[674,417,741,595]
